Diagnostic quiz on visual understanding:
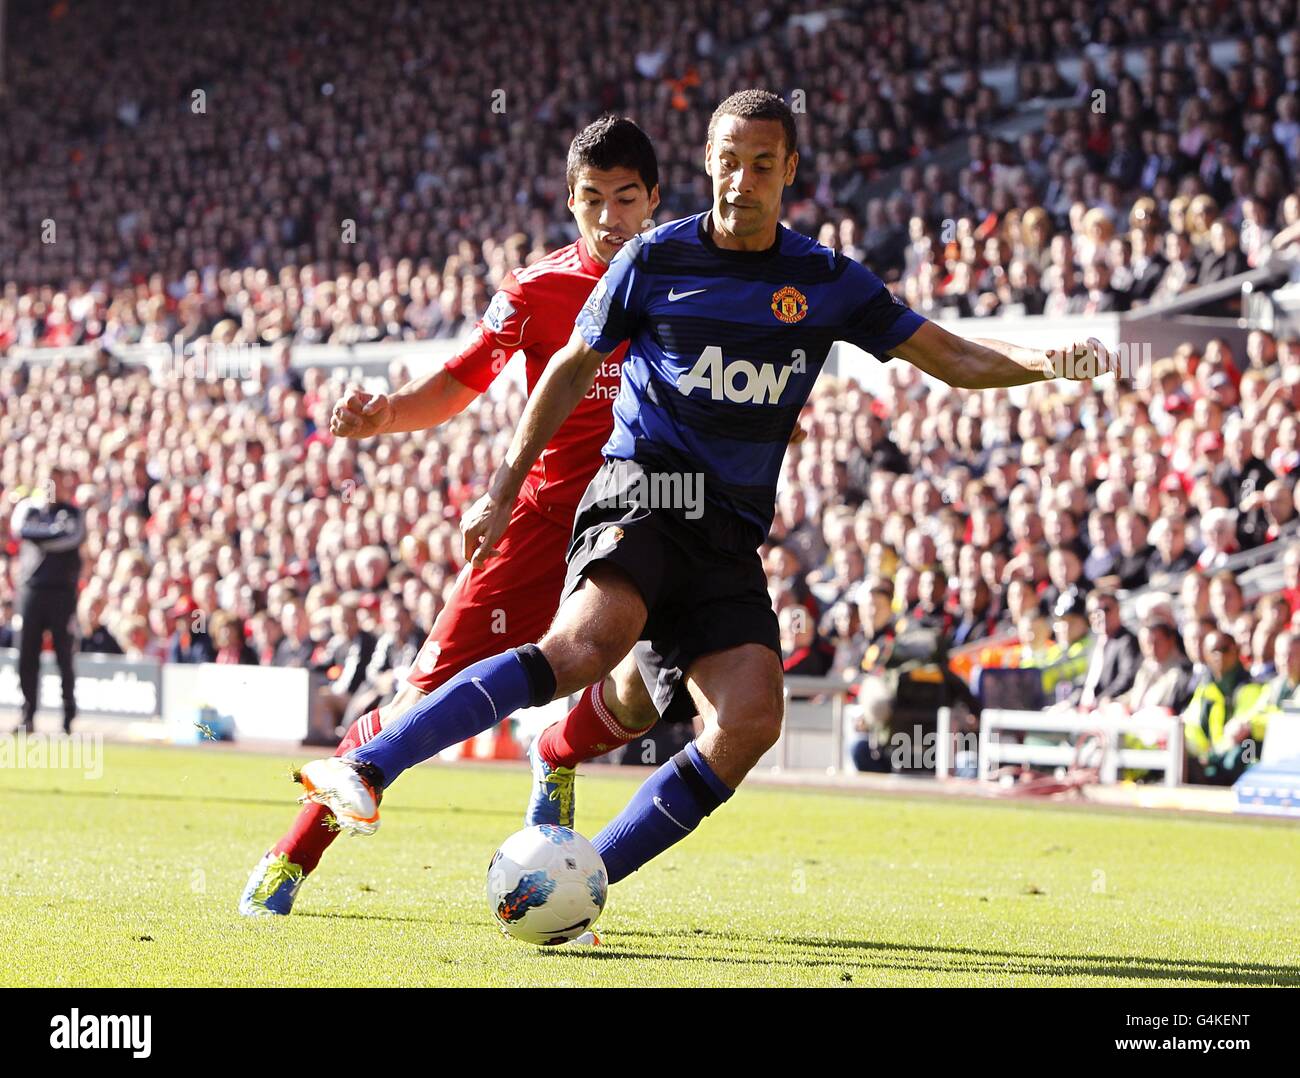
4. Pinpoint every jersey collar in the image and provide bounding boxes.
[697,212,783,261]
